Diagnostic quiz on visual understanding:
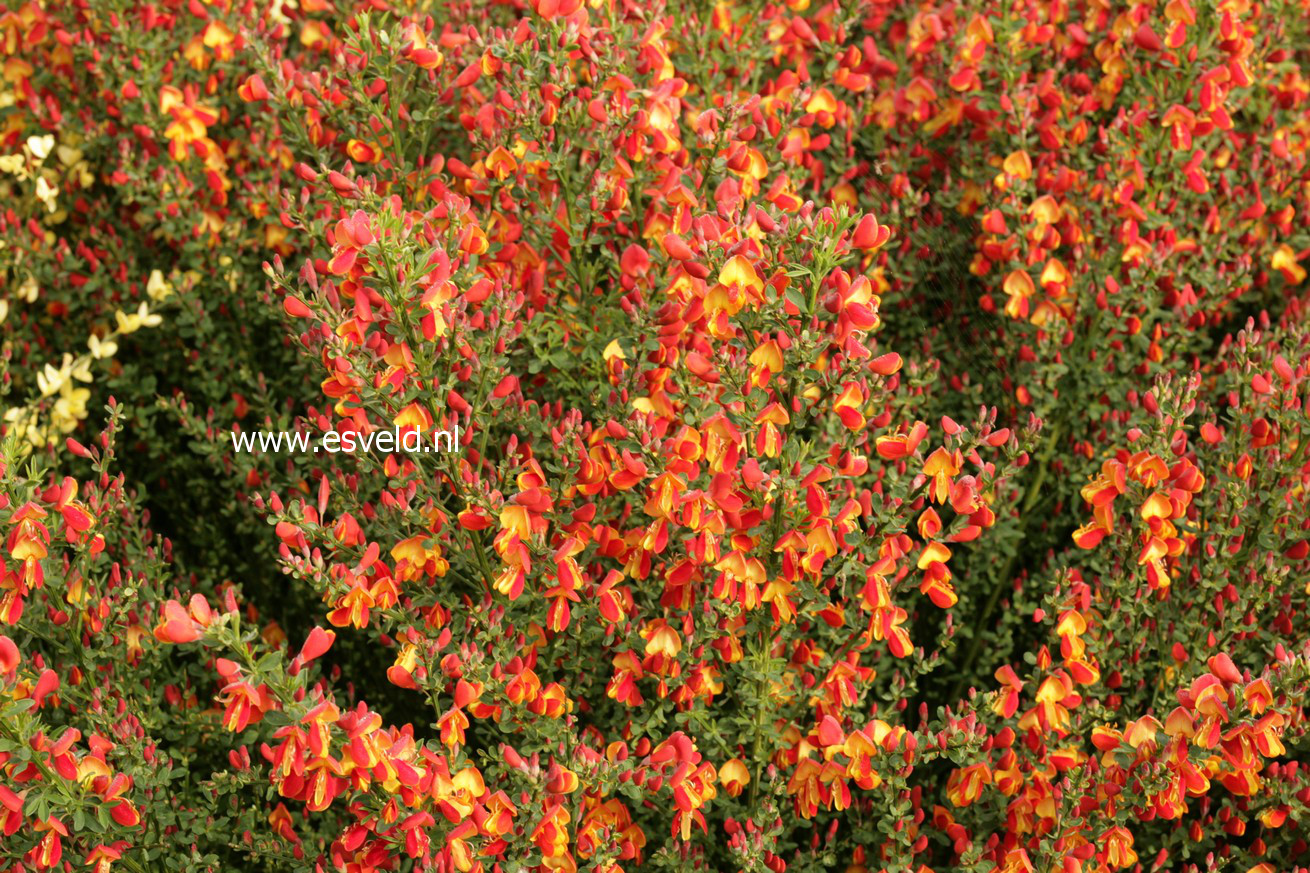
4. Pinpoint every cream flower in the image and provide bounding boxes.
[35,176,58,212]
[52,386,92,434]
[37,361,67,397]
[26,135,54,162]
[115,302,163,334]
[88,333,118,360]
[56,145,83,166]
[146,269,174,301]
